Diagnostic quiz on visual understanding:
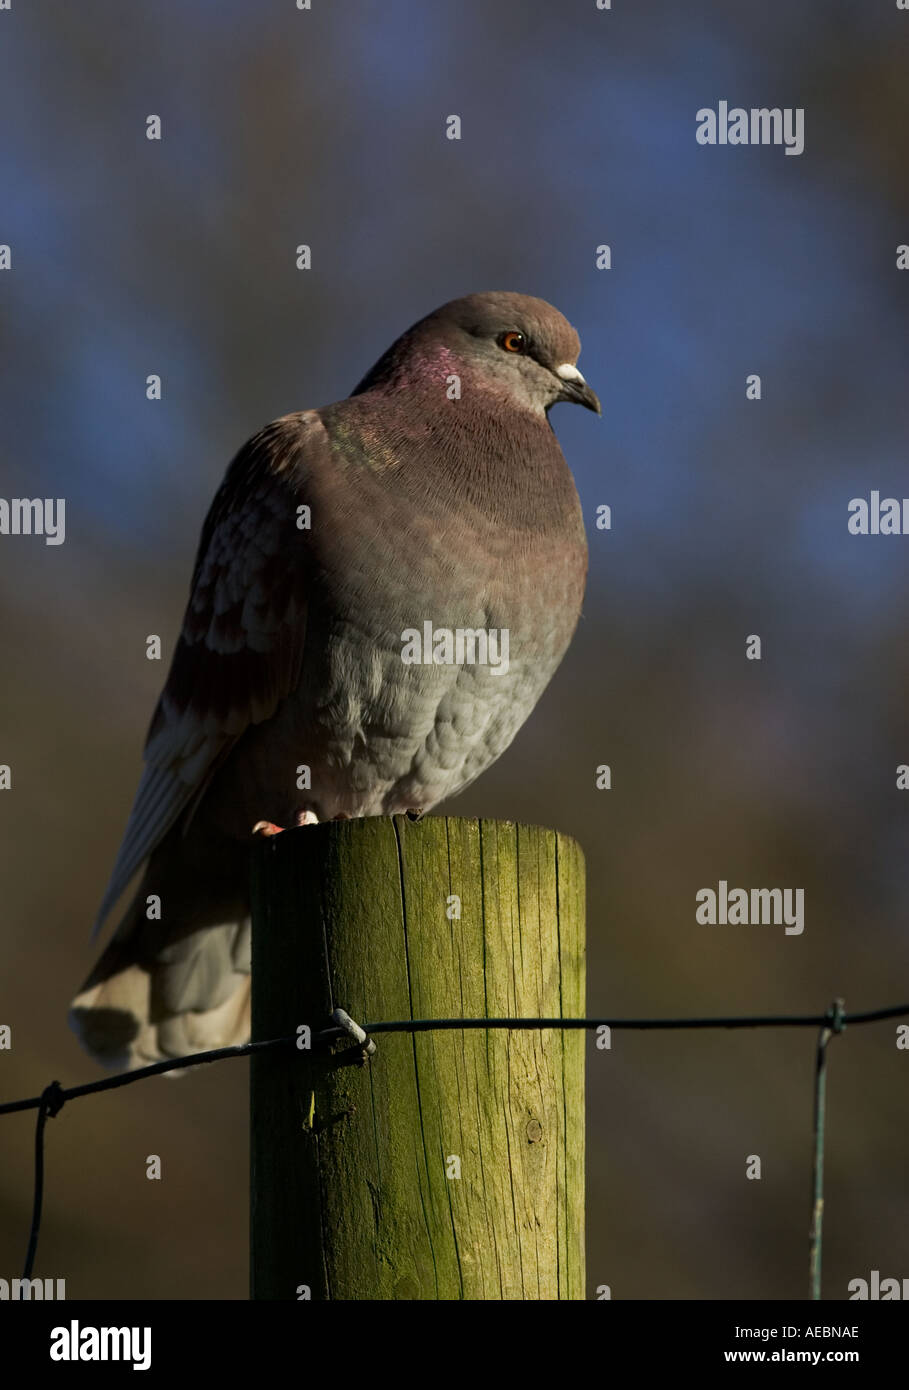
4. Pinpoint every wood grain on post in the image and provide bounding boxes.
[250,815,585,1300]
